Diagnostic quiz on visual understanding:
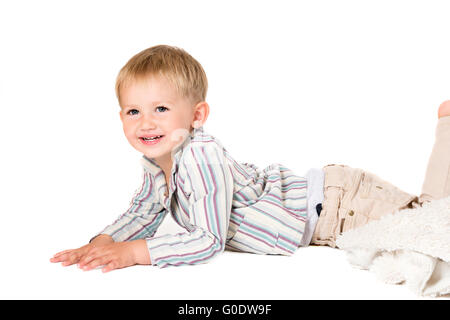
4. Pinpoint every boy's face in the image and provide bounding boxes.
[119,75,197,166]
